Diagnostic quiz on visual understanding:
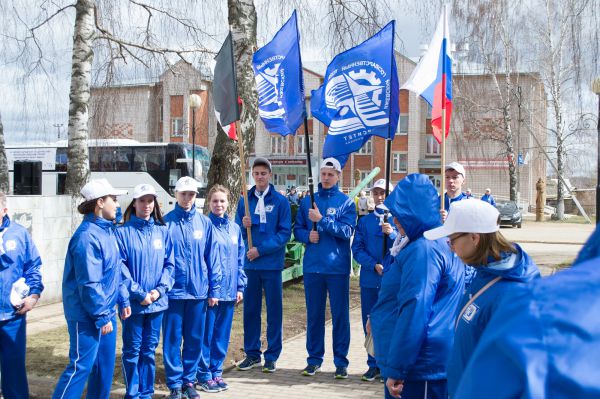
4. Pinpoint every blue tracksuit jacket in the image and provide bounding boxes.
[454,230,600,398]
[63,214,124,329]
[235,184,291,271]
[208,212,247,301]
[370,174,465,381]
[164,204,221,299]
[352,210,397,288]
[0,215,43,321]
[116,215,175,314]
[448,244,540,396]
[294,184,356,275]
